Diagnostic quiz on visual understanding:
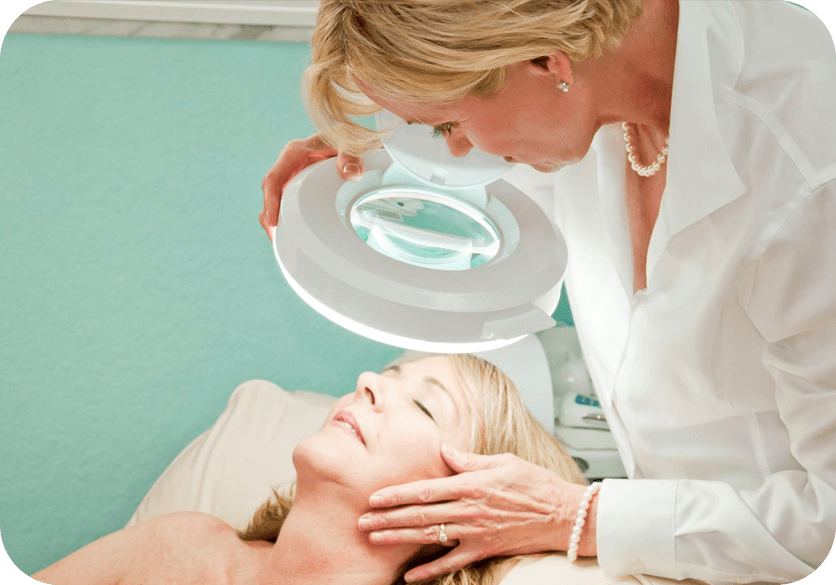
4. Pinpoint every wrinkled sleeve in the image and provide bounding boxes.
[597,182,836,584]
